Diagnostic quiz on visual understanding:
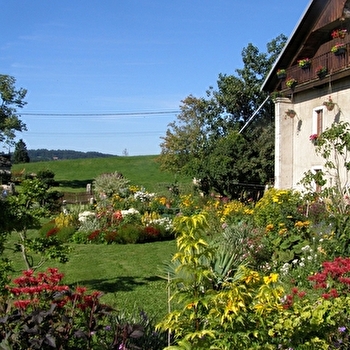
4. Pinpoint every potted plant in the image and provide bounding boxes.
[285,109,296,118]
[298,58,311,69]
[315,66,328,78]
[323,96,335,111]
[276,69,286,79]
[286,78,297,89]
[309,133,318,144]
[331,29,347,39]
[331,43,347,56]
